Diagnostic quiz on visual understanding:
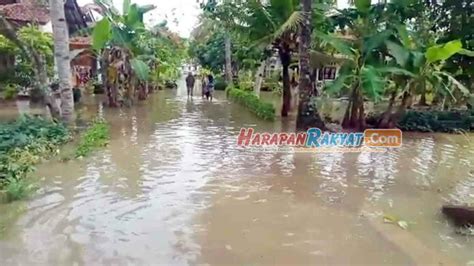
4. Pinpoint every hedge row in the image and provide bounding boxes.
[225,86,275,121]
[398,110,474,132]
